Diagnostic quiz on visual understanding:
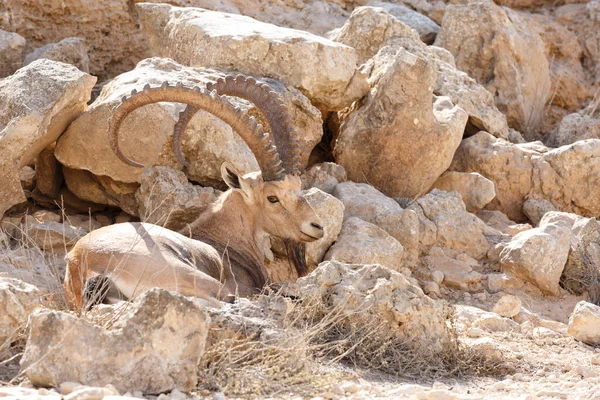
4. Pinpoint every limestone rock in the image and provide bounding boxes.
[0,60,95,218]
[334,49,467,199]
[434,2,551,138]
[492,294,522,318]
[0,278,40,355]
[23,220,86,250]
[136,166,217,231]
[523,199,558,226]
[367,2,440,44]
[24,37,90,73]
[327,6,421,64]
[485,273,525,293]
[500,222,571,295]
[430,172,495,213]
[295,261,453,352]
[137,3,368,111]
[0,0,149,80]
[476,210,532,236]
[546,102,600,147]
[561,217,600,297]
[0,30,26,78]
[568,301,600,345]
[56,58,321,187]
[21,289,210,393]
[408,190,493,260]
[35,143,63,198]
[424,247,483,291]
[324,217,405,272]
[301,162,347,194]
